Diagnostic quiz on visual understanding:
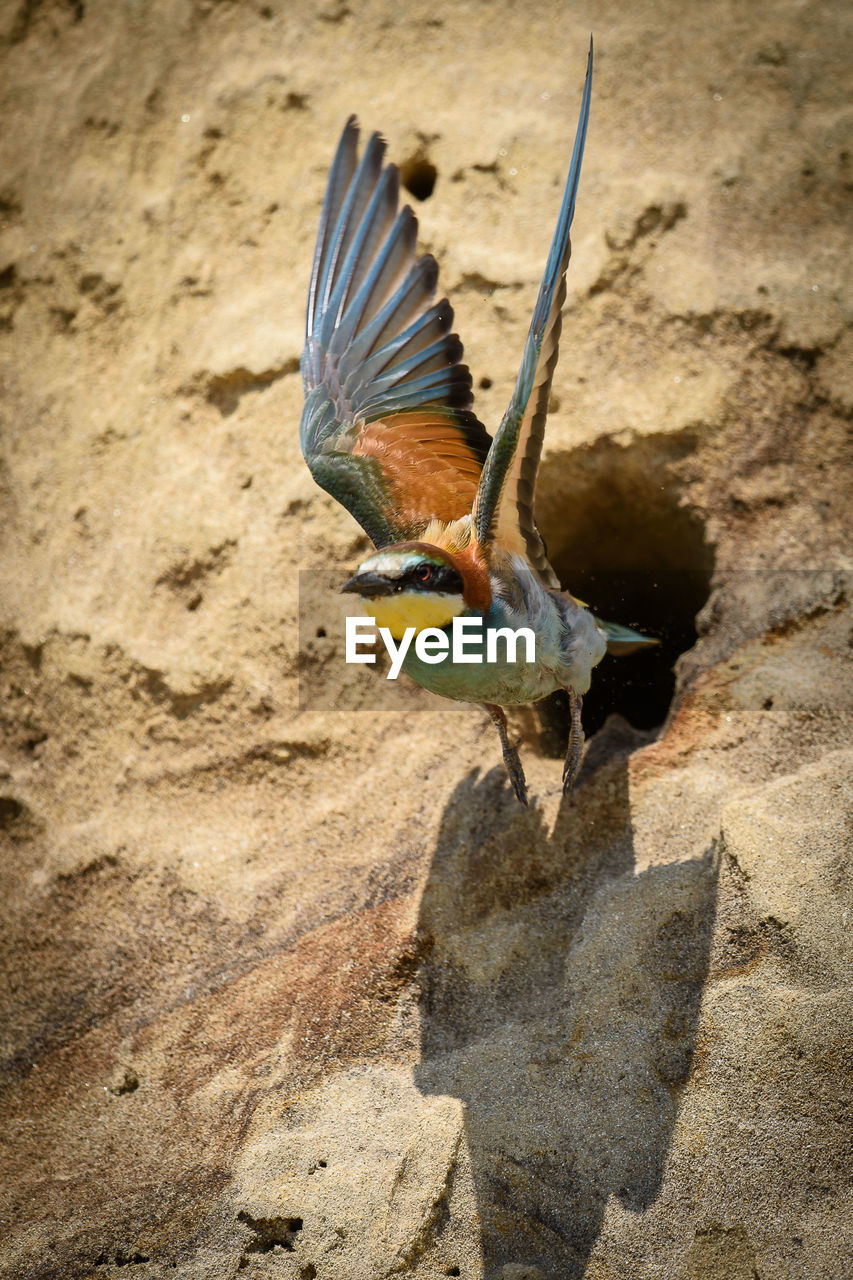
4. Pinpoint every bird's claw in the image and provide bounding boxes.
[484,703,529,805]
[503,742,529,806]
[562,689,584,793]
